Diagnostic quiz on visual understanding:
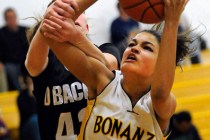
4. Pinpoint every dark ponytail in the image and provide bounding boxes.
[142,22,199,66]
